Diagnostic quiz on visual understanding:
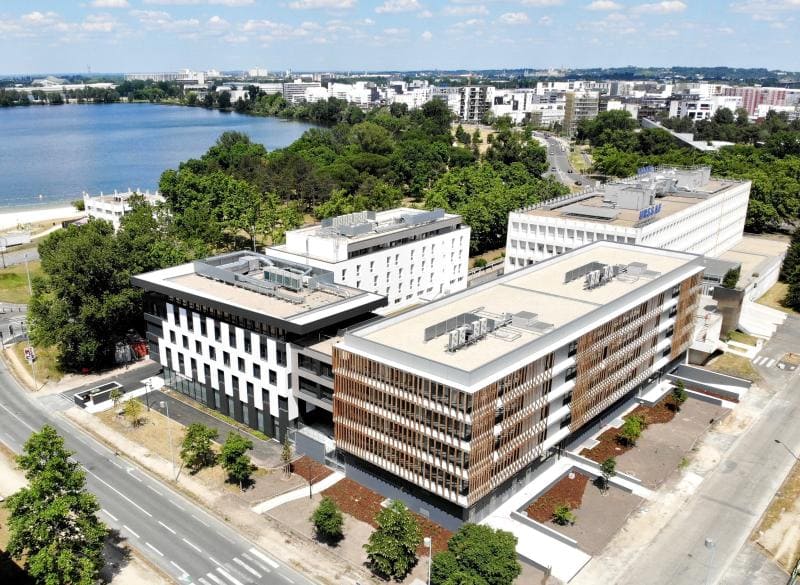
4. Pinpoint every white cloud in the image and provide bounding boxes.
[21,11,61,25]
[142,0,254,4]
[207,15,230,29]
[519,0,564,5]
[419,9,433,17]
[288,0,356,9]
[633,1,687,14]
[82,14,118,32]
[539,15,553,25]
[498,11,529,24]
[131,9,200,32]
[444,4,489,15]
[731,0,800,18]
[376,0,422,13]
[586,0,621,10]
[90,0,129,7]
[421,29,432,39]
